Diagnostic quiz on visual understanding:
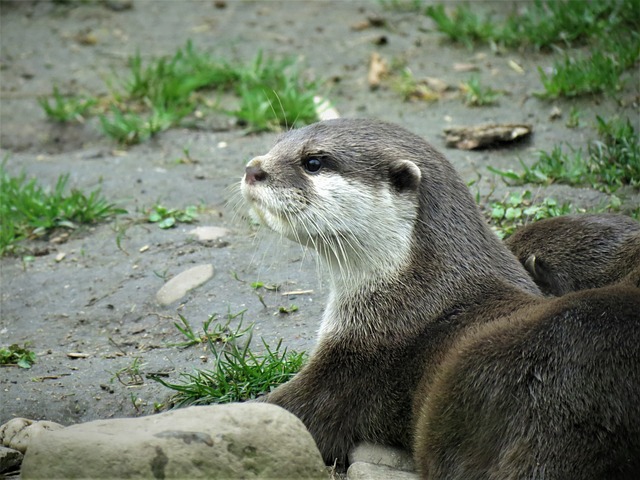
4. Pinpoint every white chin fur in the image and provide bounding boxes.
[243,170,417,285]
